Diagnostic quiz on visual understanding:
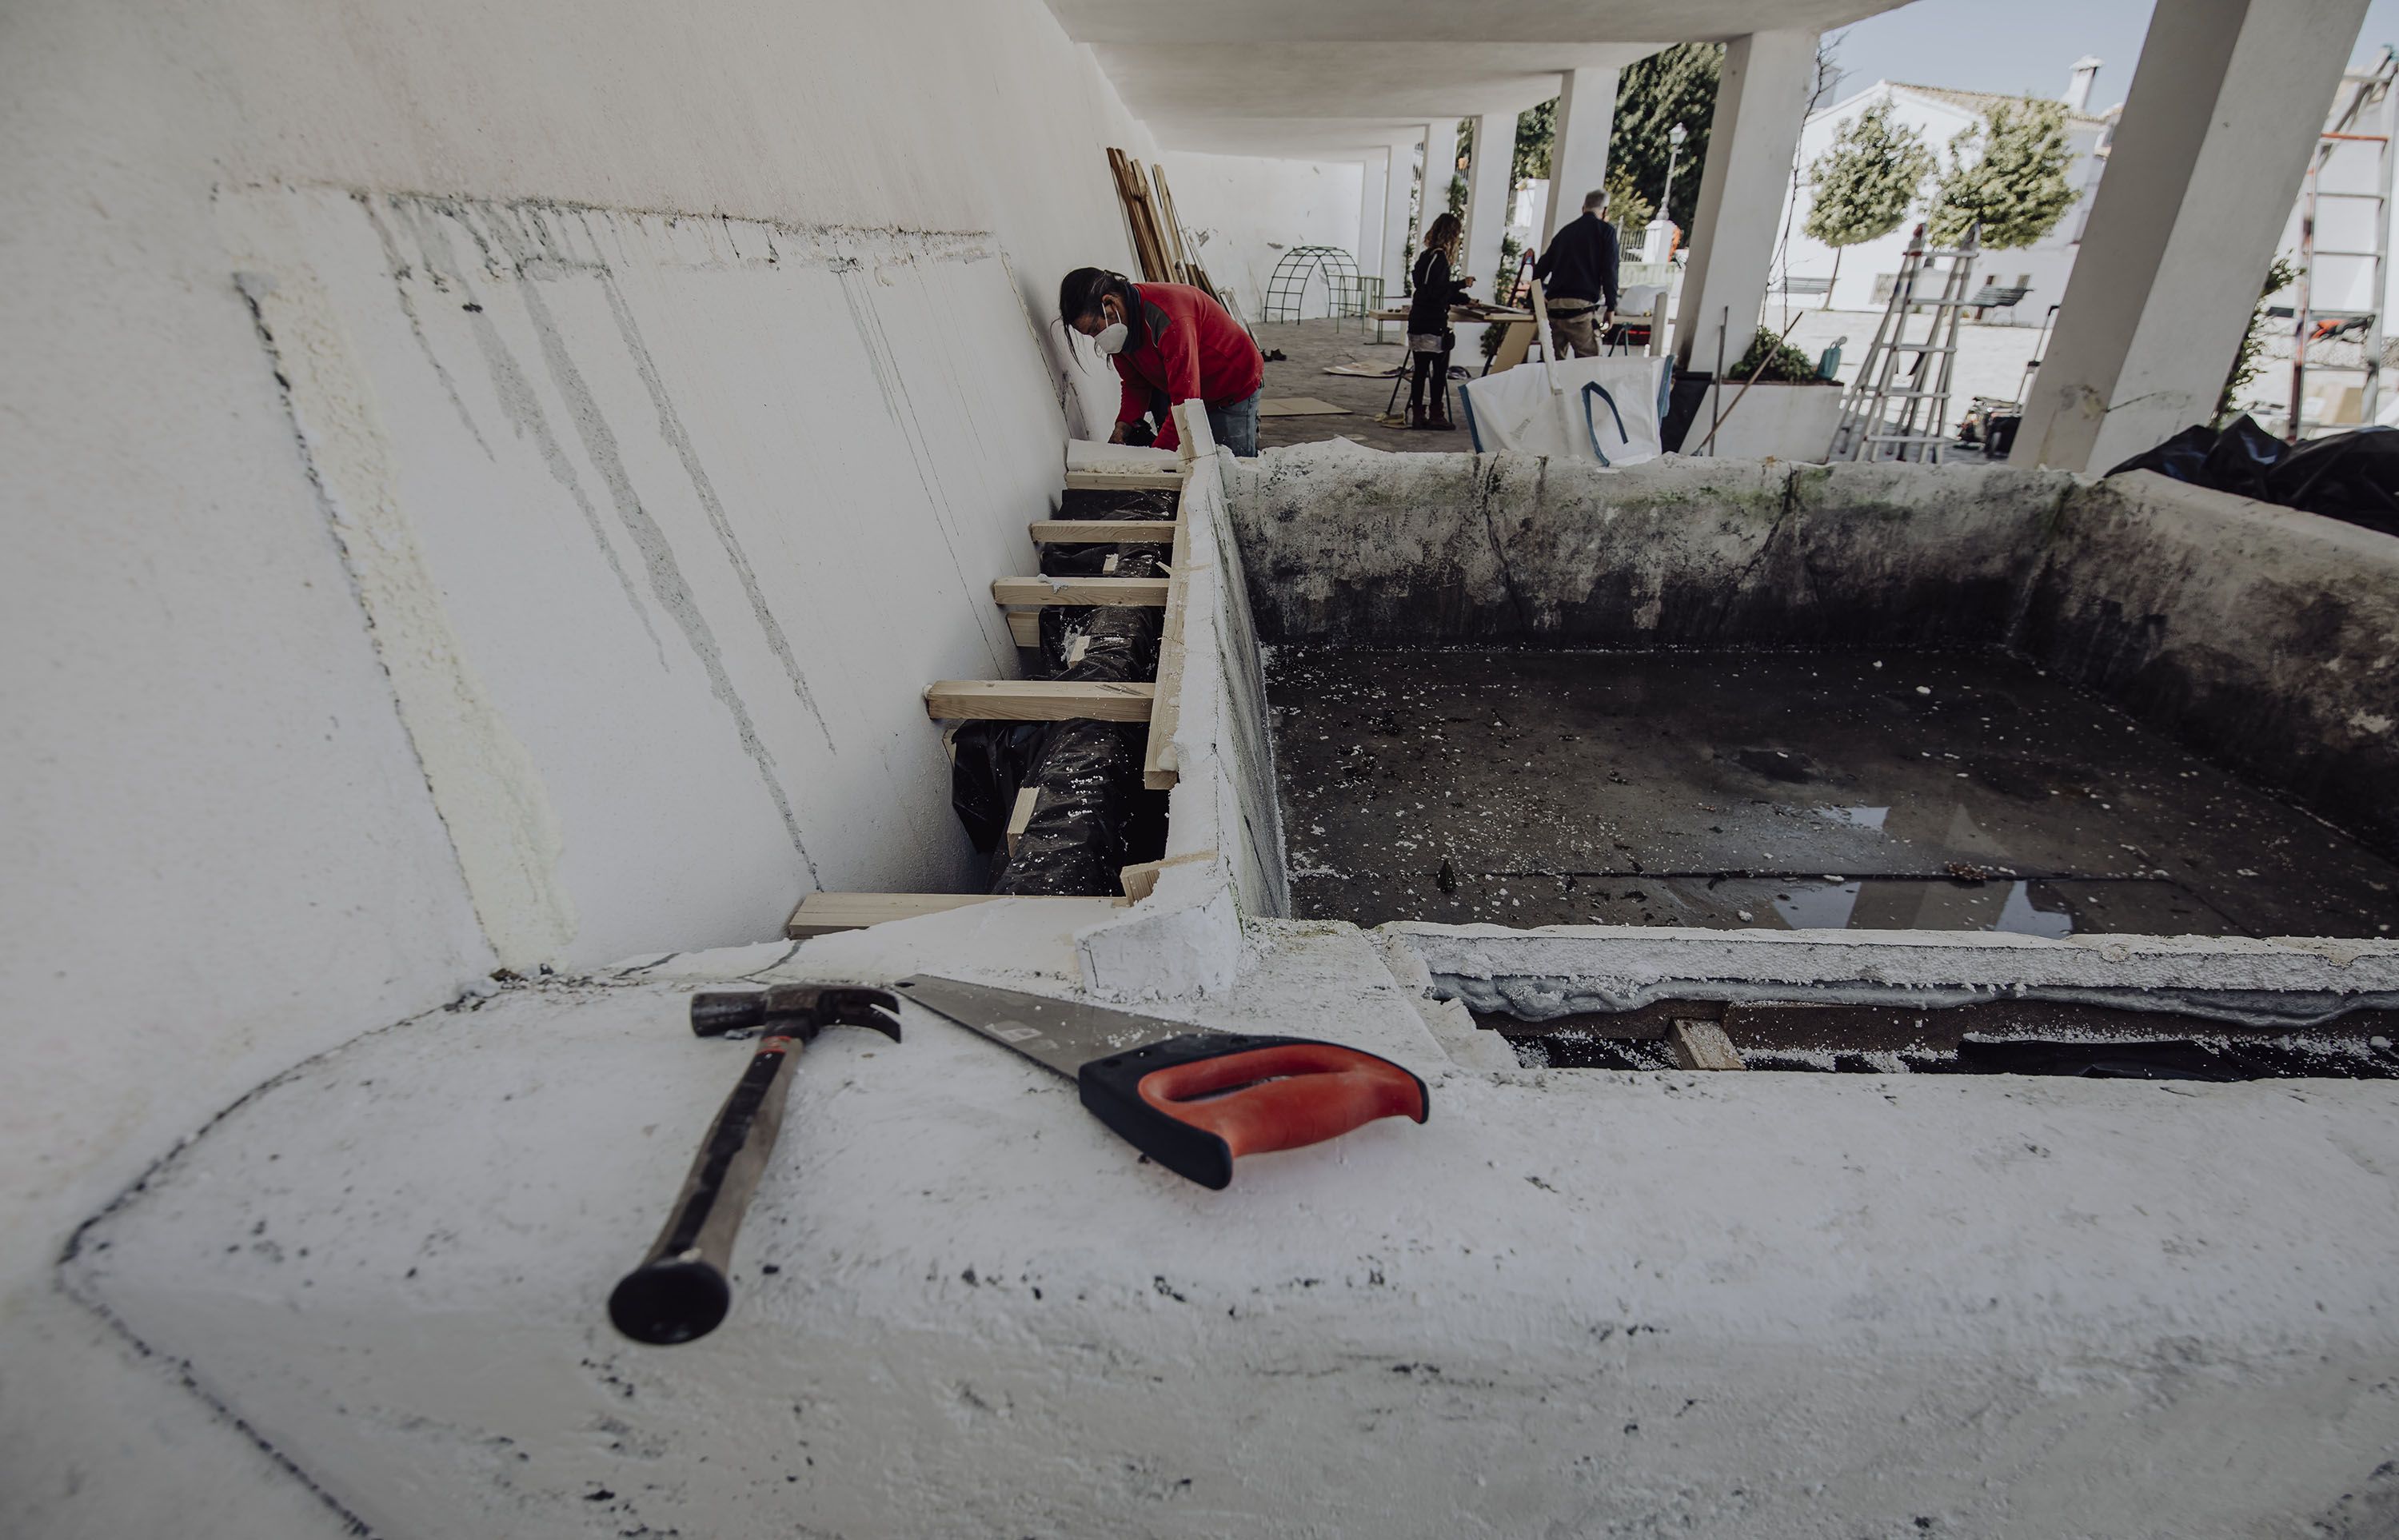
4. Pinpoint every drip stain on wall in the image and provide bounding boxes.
[590,266,836,750]
[385,199,669,668]
[221,231,581,968]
